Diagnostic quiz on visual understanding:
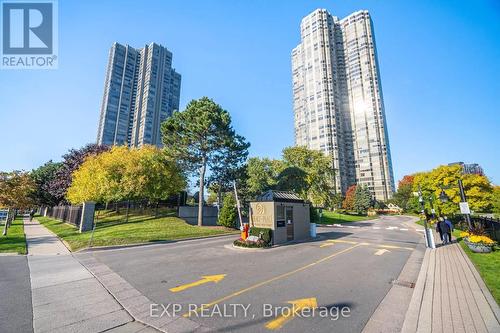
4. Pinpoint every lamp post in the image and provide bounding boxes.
[438,179,472,230]
[418,187,435,249]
